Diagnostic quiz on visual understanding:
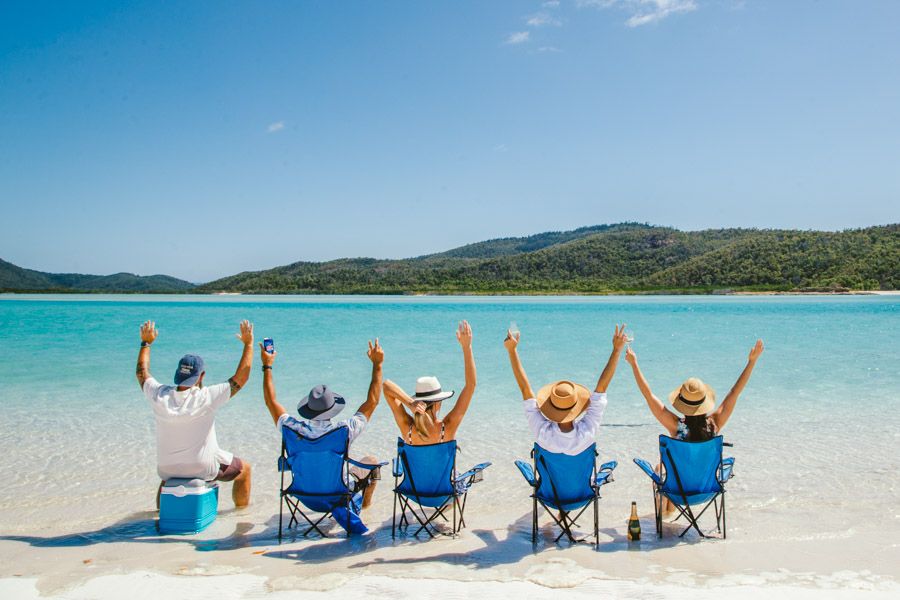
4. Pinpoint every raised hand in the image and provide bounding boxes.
[412,401,427,415]
[504,329,520,352]
[612,323,628,352]
[140,321,158,345]
[236,320,254,345]
[625,346,637,366]
[258,343,276,367]
[367,338,384,365]
[749,339,764,363]
[456,320,473,347]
